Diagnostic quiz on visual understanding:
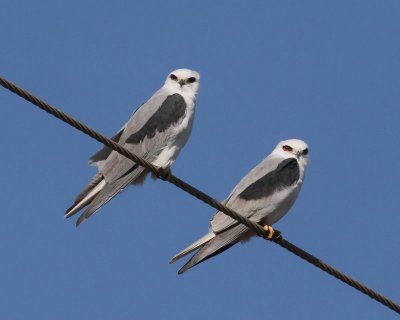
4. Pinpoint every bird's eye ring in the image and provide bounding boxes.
[187,77,196,83]
[282,145,293,152]
[170,74,178,81]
